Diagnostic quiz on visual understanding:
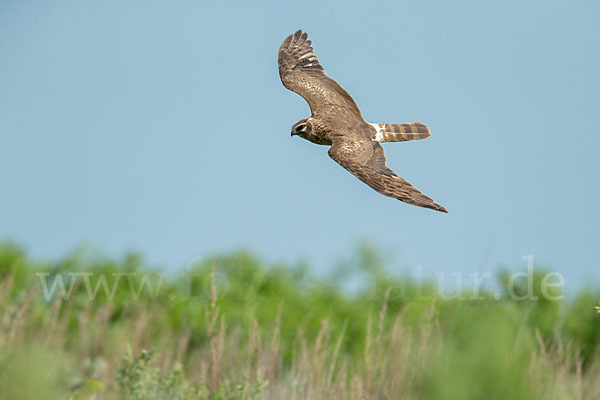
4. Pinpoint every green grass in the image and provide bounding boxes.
[0,241,599,399]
